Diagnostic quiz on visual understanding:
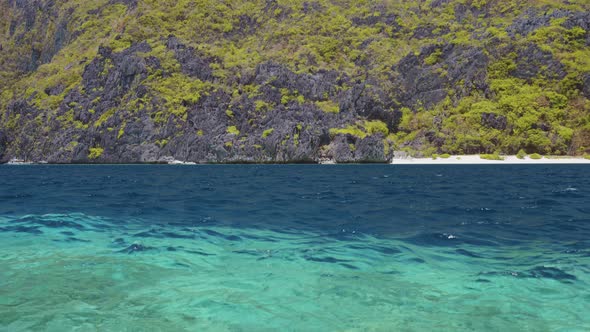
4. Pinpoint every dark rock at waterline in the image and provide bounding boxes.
[0,130,7,159]
[2,1,590,163]
[0,42,398,164]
